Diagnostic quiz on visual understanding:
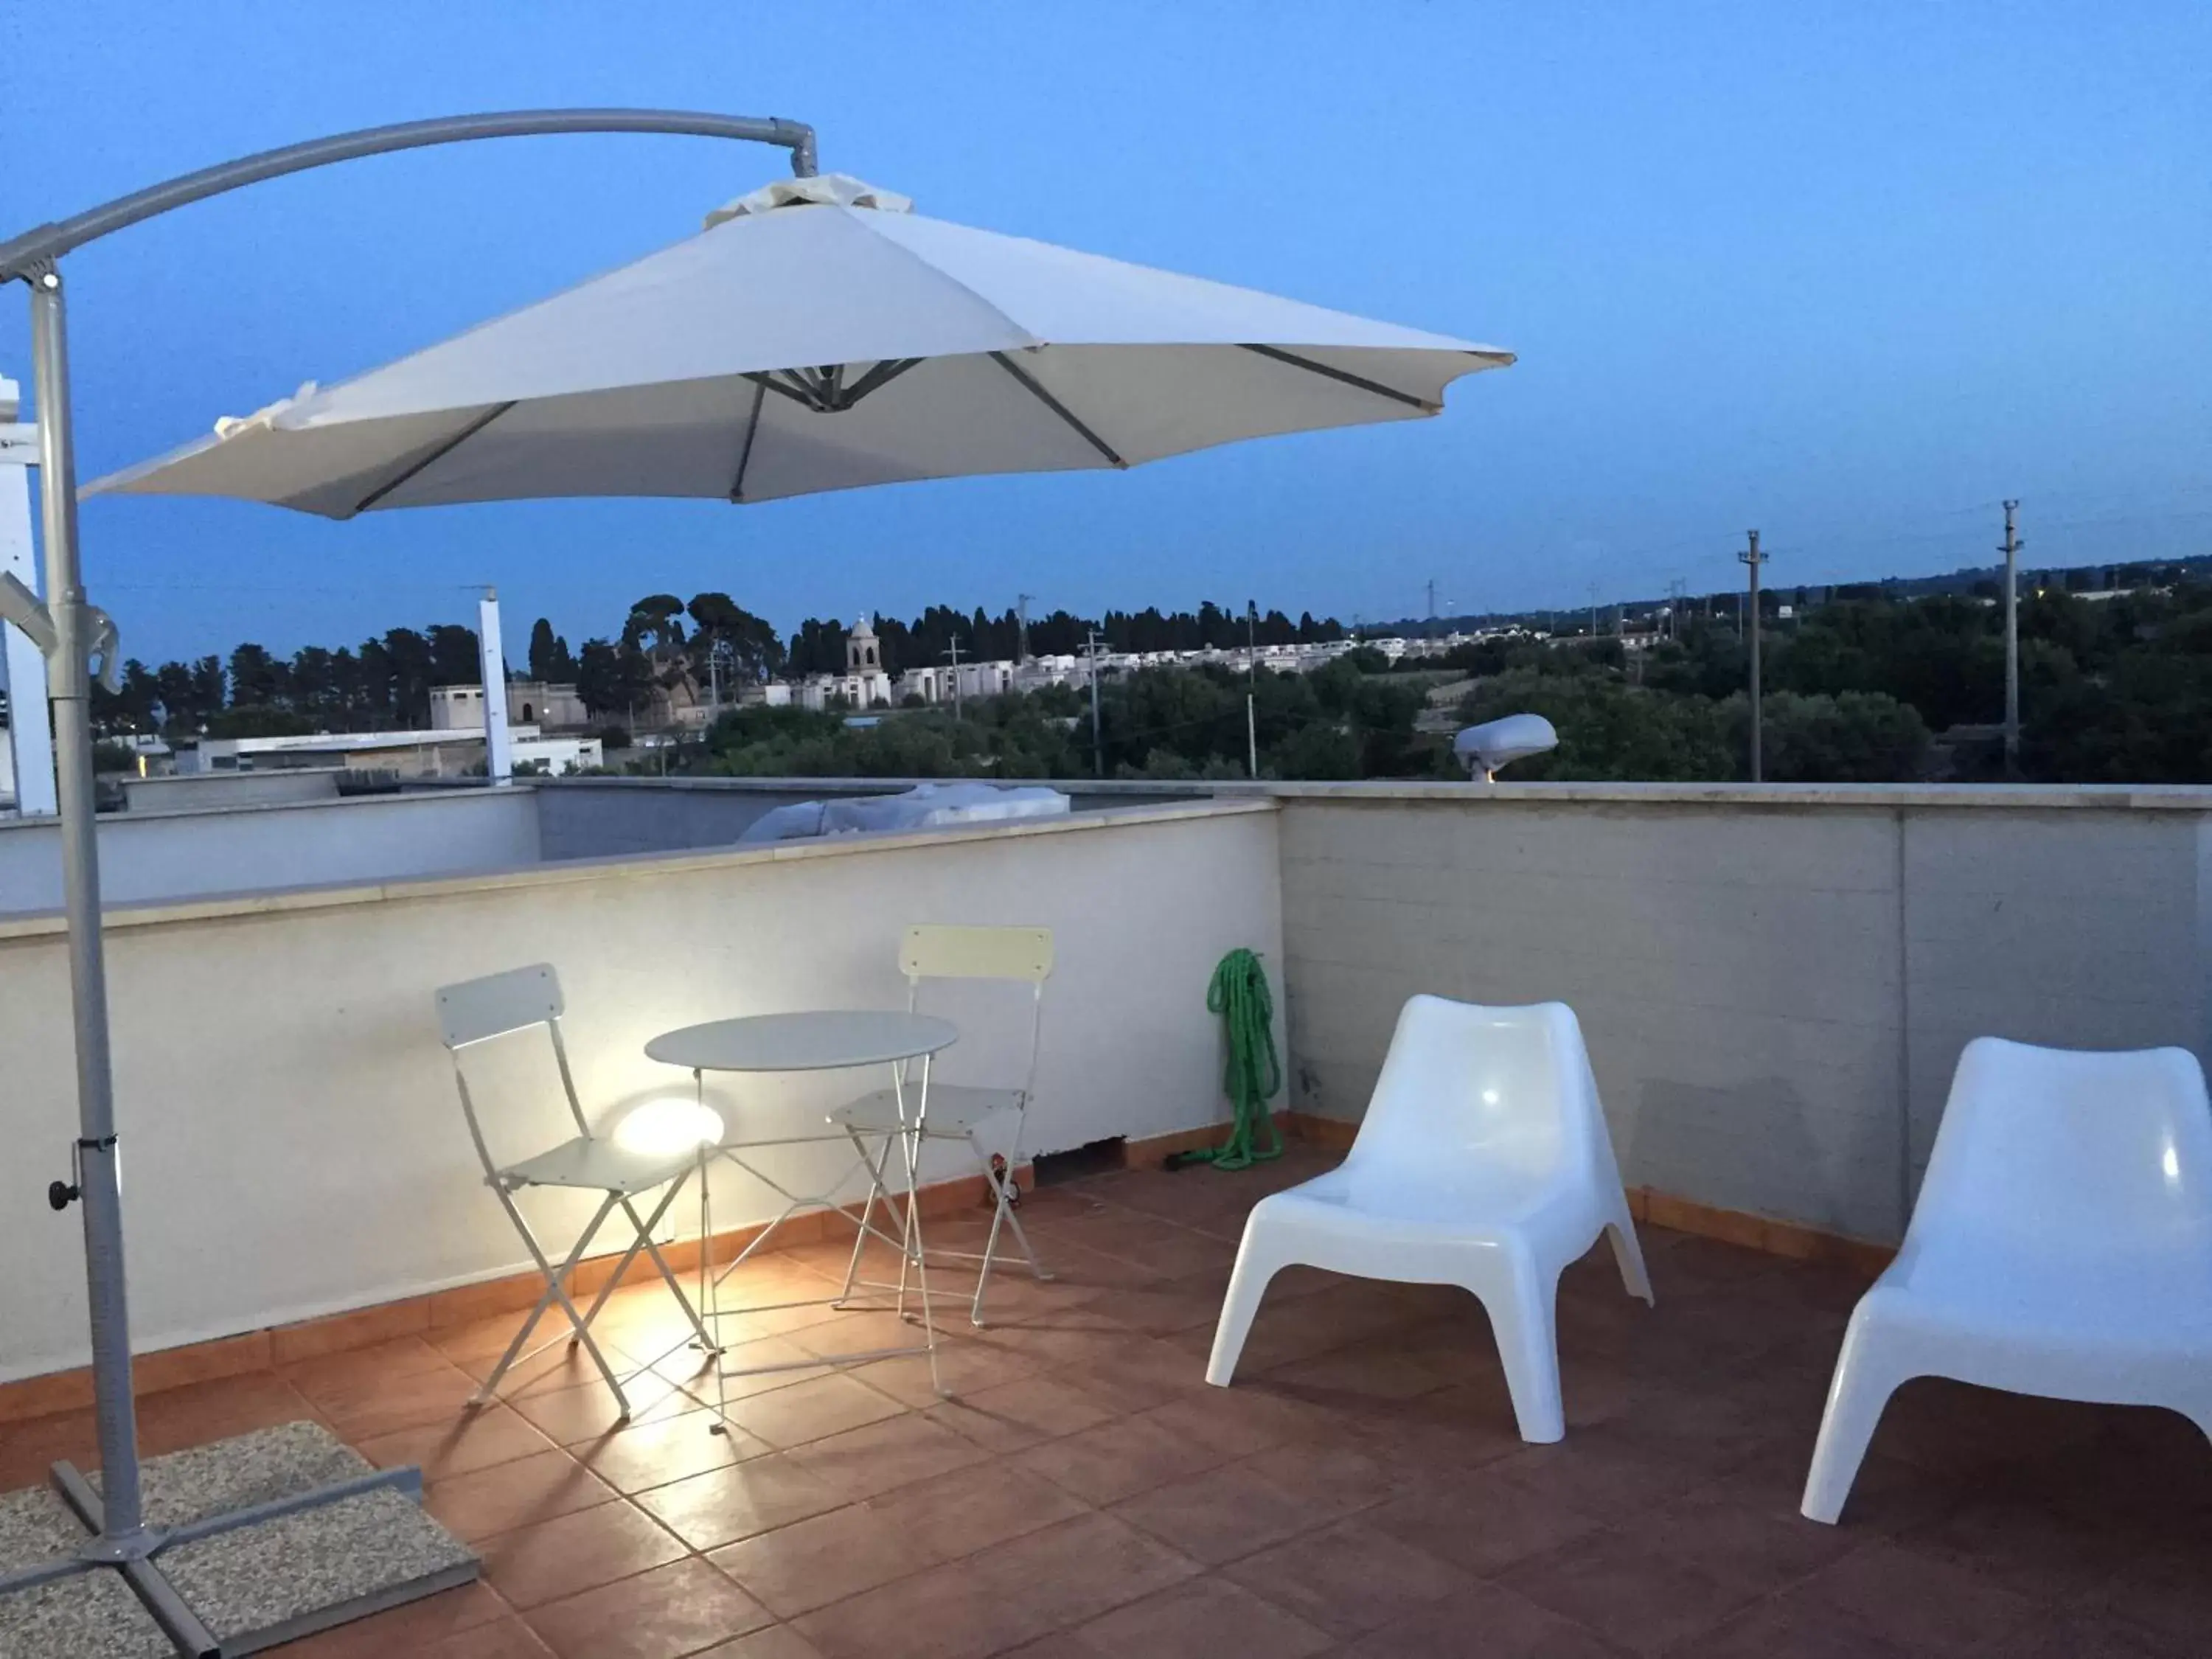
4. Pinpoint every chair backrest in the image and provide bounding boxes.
[1913,1037,2212,1256]
[434,963,588,1176]
[1346,995,1611,1189]
[899,926,1053,1102]
[436,962,564,1049]
[902,925,1054,984]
